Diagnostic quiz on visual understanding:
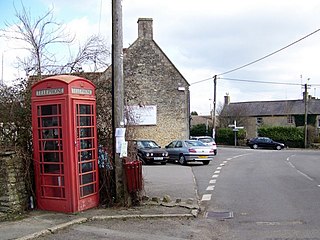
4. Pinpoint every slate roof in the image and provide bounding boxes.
[221,98,320,117]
